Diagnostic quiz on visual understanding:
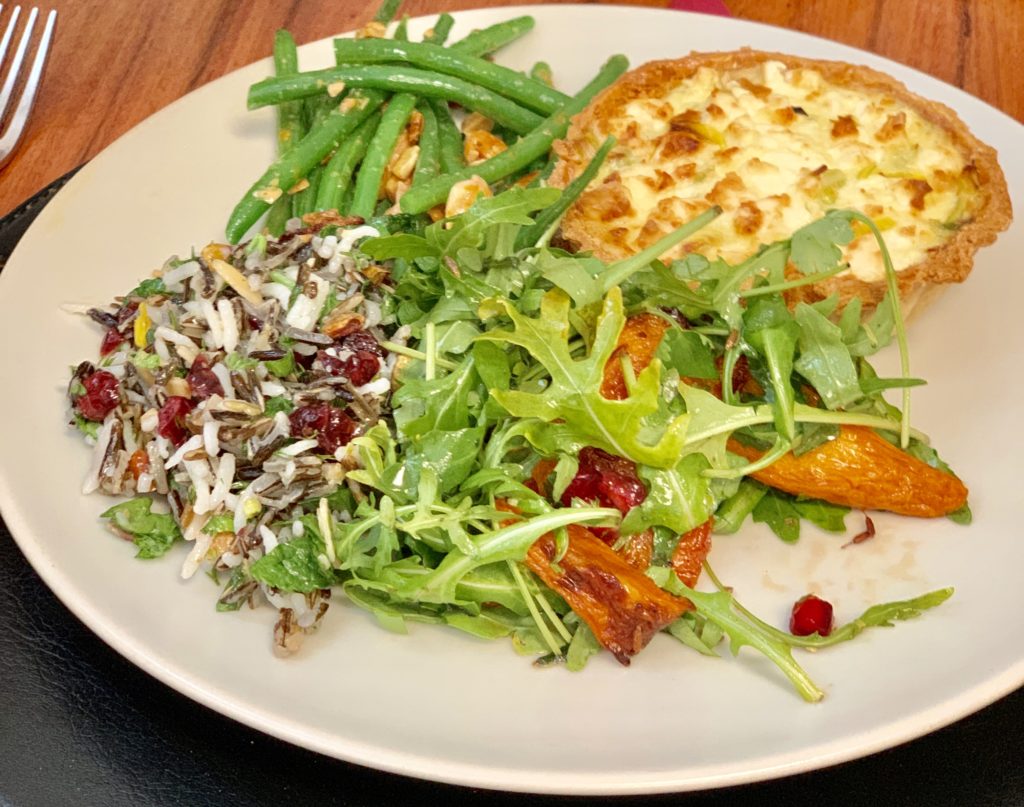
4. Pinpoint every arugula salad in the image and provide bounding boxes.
[63,4,971,702]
